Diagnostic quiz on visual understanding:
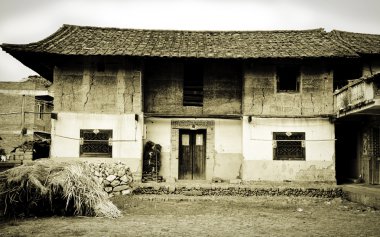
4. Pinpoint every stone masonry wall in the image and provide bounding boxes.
[243,63,333,116]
